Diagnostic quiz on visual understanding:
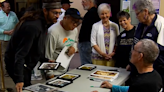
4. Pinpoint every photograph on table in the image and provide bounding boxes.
[38,62,60,70]
[77,64,97,71]
[88,75,114,82]
[47,79,72,88]
[47,89,68,92]
[58,73,81,81]
[24,83,56,92]
[91,70,119,79]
